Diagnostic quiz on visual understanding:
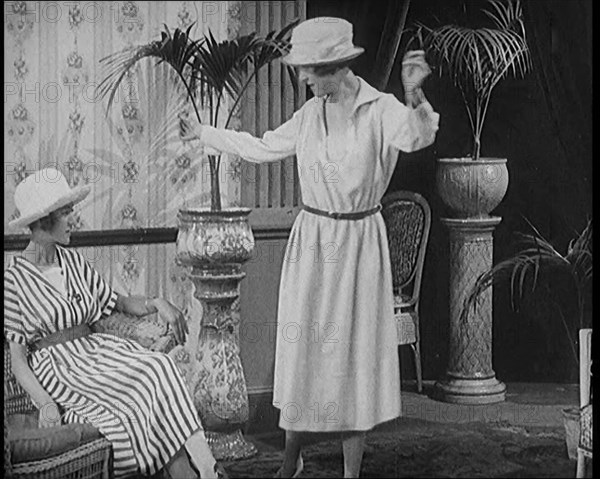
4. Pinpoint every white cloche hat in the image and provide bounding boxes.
[9,168,90,230]
[282,17,364,67]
